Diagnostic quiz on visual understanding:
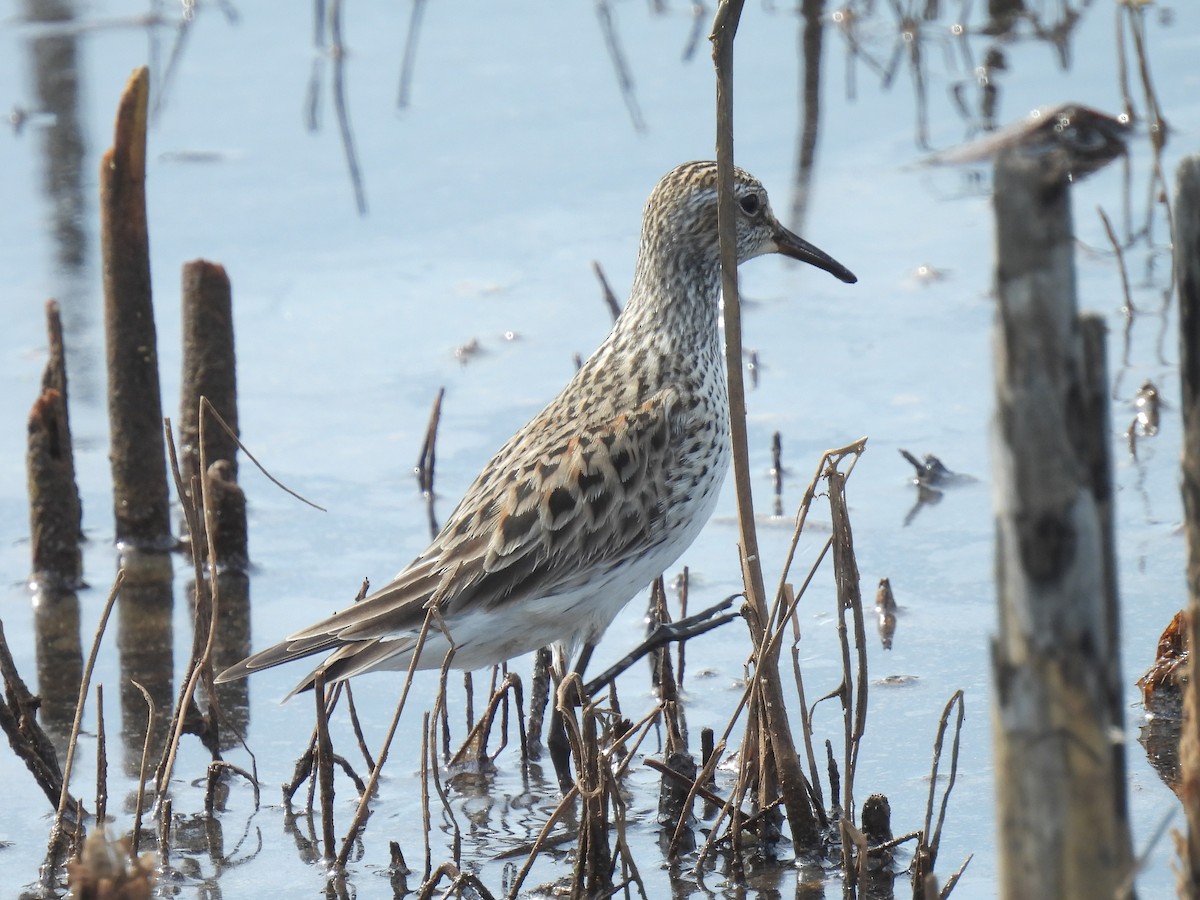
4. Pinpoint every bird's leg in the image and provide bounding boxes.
[548,642,595,795]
